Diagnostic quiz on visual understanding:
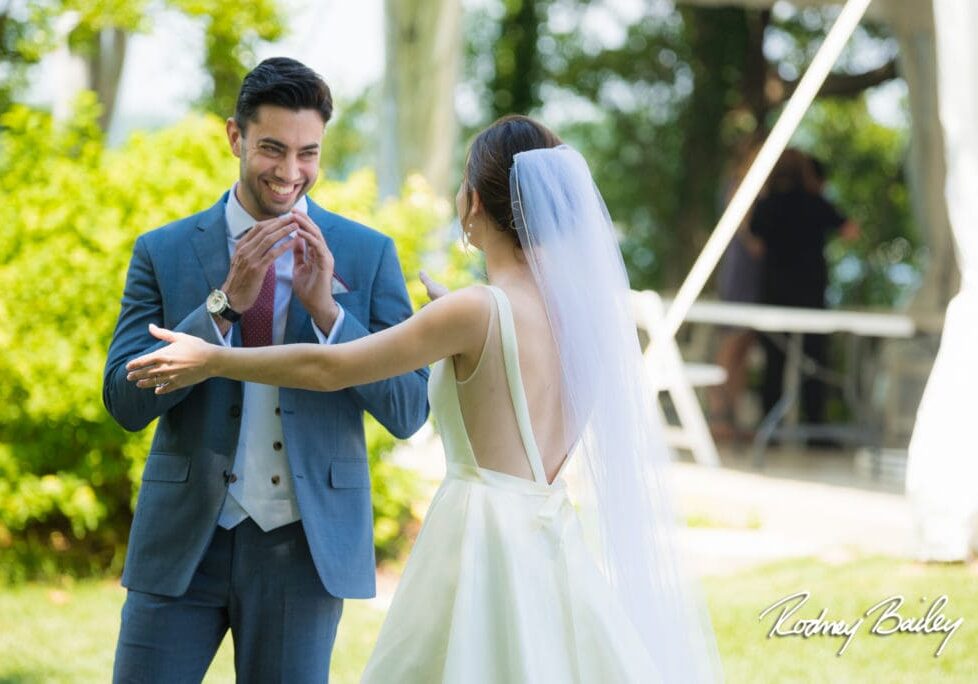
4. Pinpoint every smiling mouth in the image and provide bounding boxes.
[266,180,300,200]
